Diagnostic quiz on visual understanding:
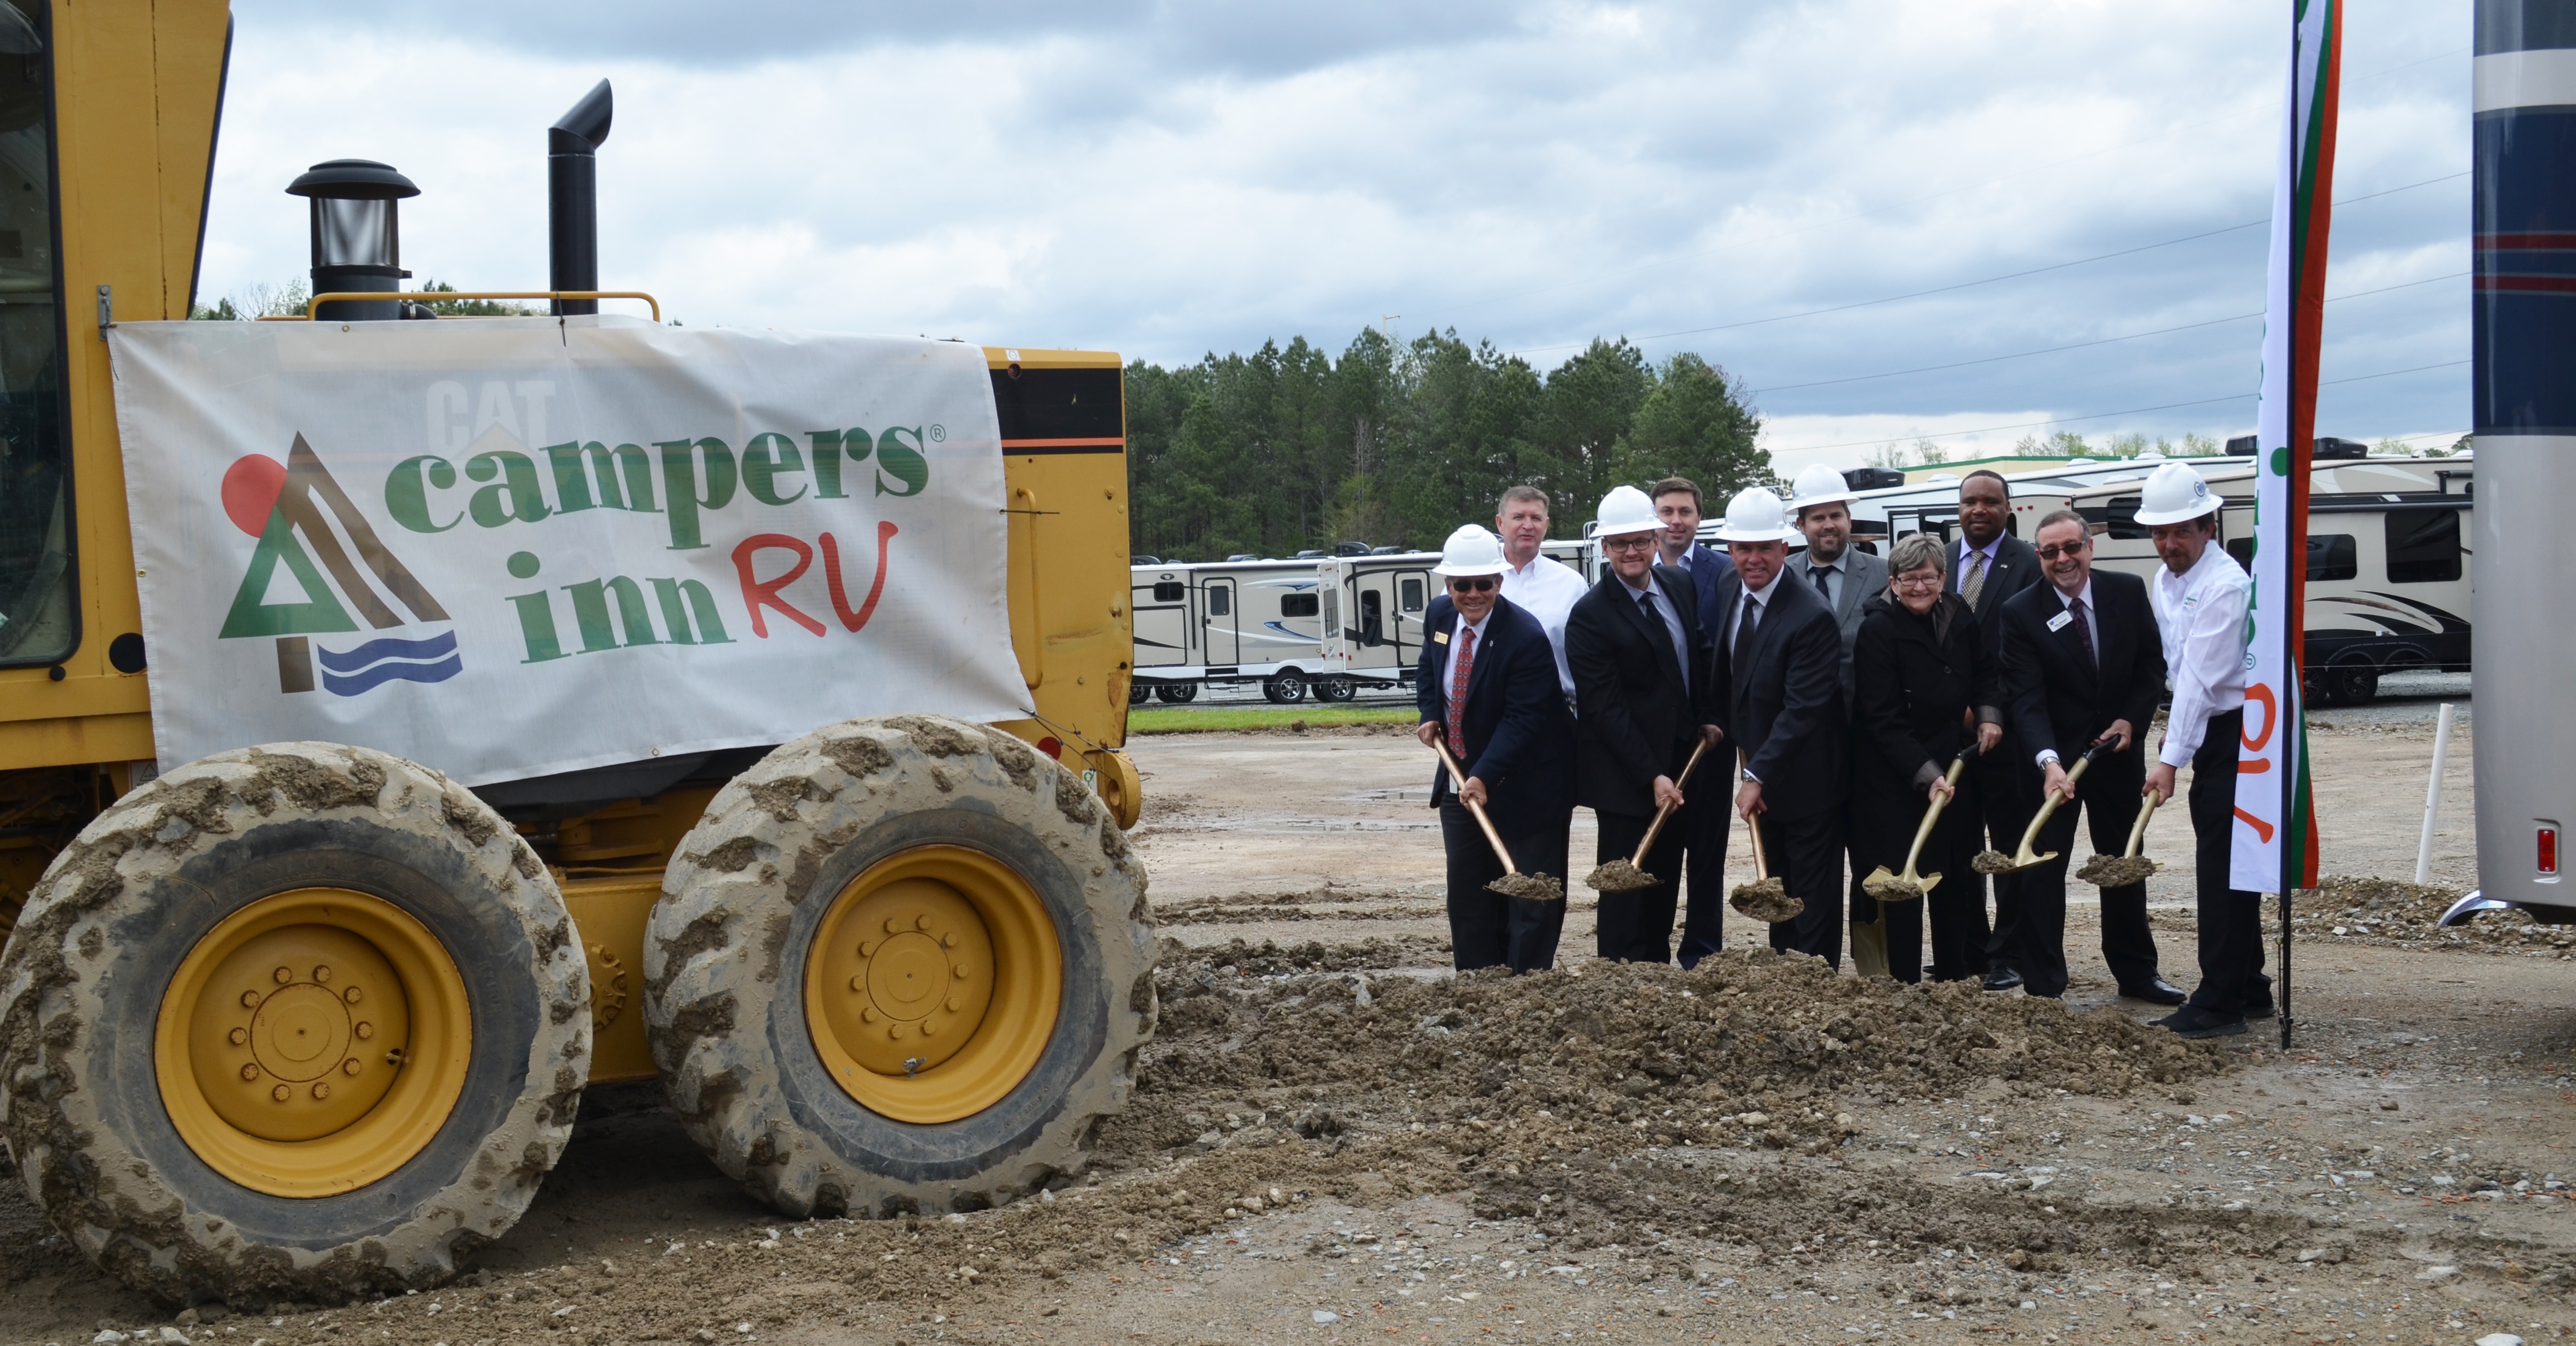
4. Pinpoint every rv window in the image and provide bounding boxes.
[1280,593,1319,617]
[2224,539,2254,571]
[1322,589,1339,634]
[1151,581,1183,602]
[1207,586,1231,617]
[1359,591,1385,645]
[2384,508,2461,583]
[1399,577,1425,612]
[2307,533,2356,581]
